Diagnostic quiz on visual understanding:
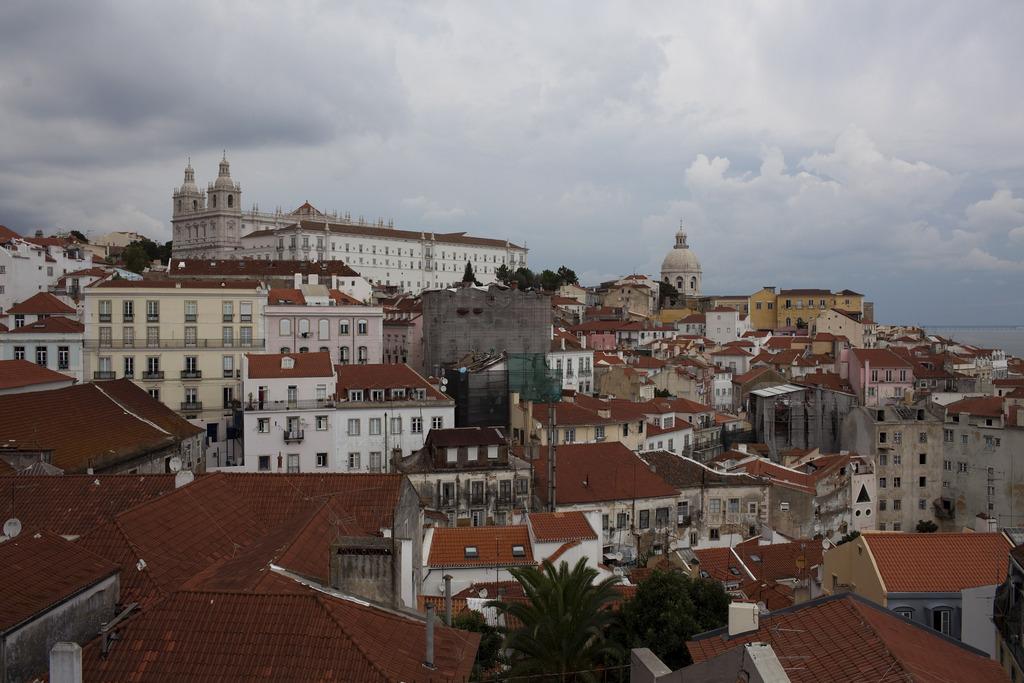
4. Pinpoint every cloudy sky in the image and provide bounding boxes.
[2,1,1023,324]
